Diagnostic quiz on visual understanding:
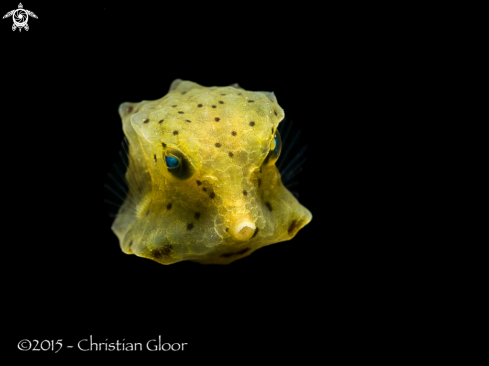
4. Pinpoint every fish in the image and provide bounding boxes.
[110,79,312,264]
